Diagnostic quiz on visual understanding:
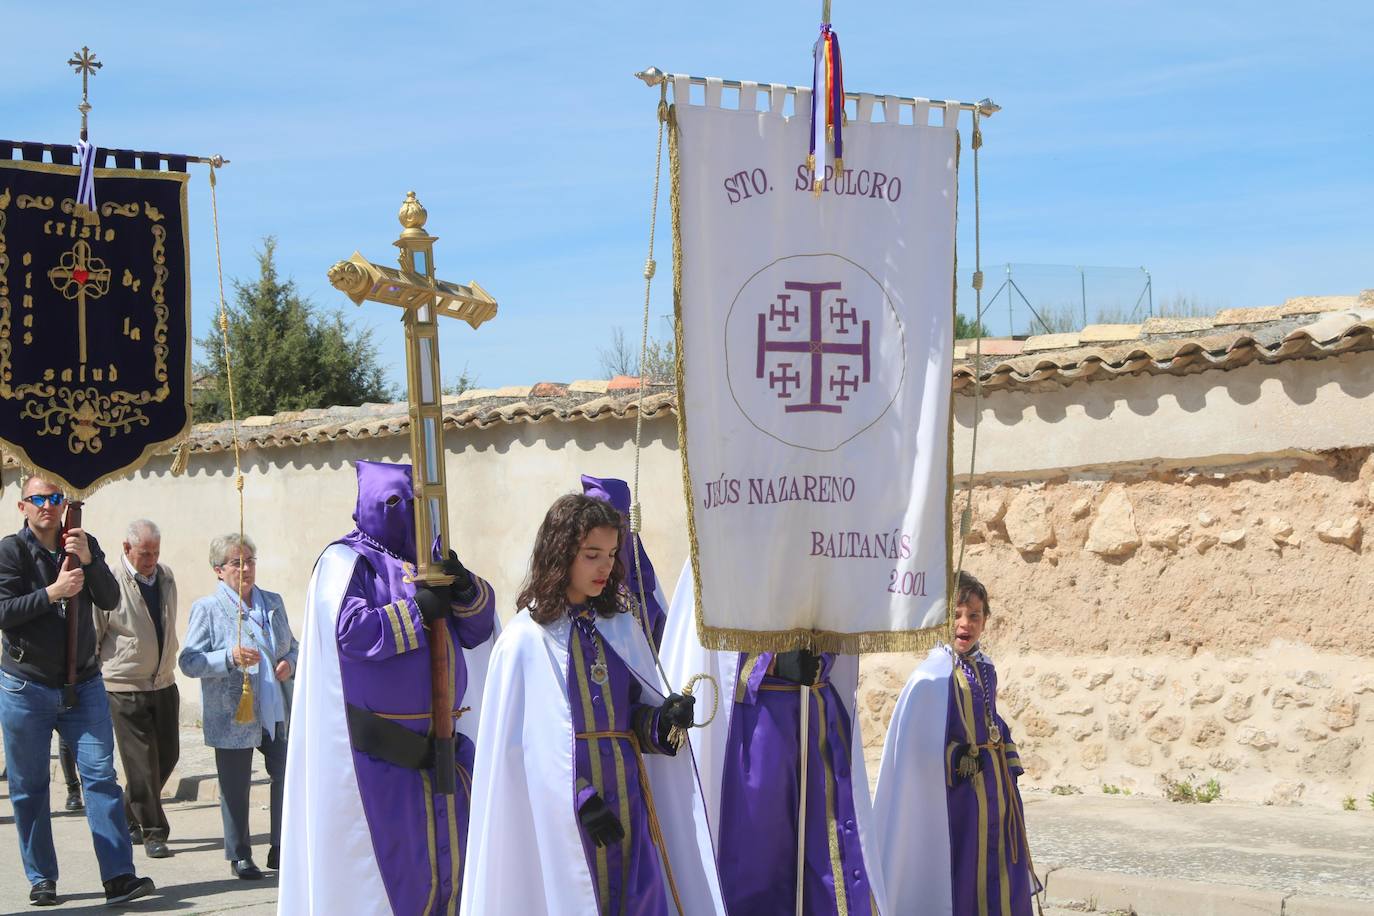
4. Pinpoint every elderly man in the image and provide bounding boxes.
[96,519,180,859]
[0,475,156,907]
